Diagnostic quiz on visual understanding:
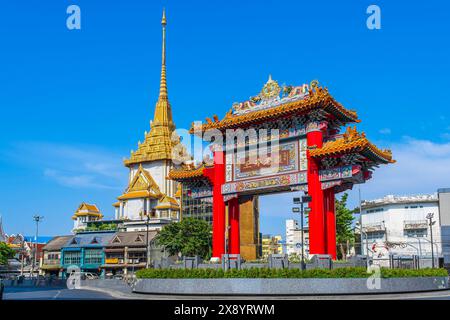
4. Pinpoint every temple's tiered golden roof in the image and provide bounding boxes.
[154,195,180,210]
[124,9,180,166]
[72,203,103,220]
[310,127,395,164]
[190,85,359,134]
